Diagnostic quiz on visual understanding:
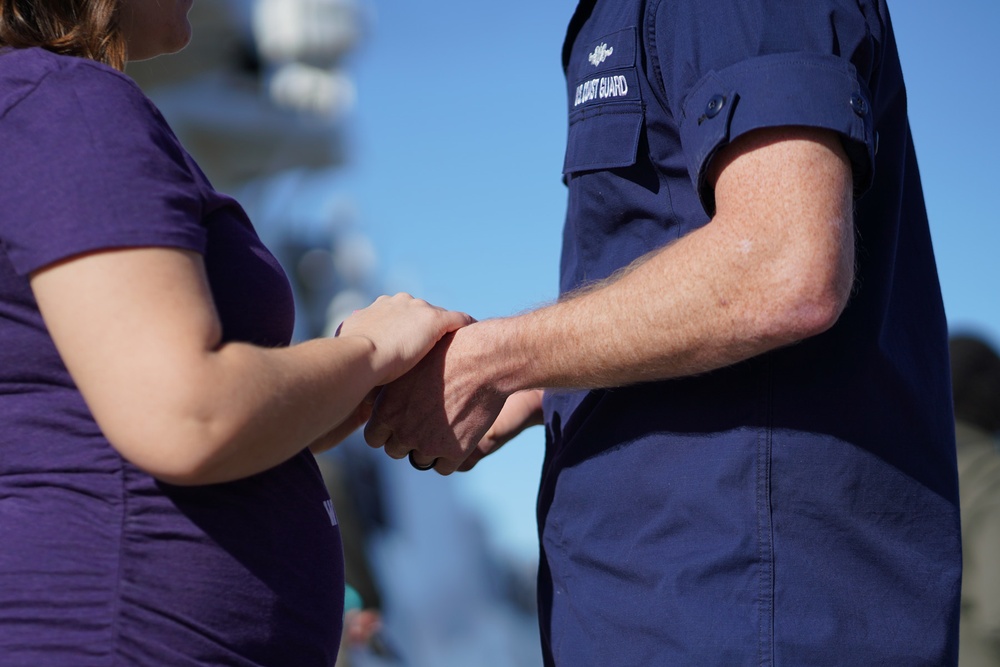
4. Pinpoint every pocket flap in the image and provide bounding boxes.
[563,104,644,175]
